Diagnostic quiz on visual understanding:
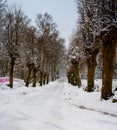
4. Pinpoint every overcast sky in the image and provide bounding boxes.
[7,0,77,47]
